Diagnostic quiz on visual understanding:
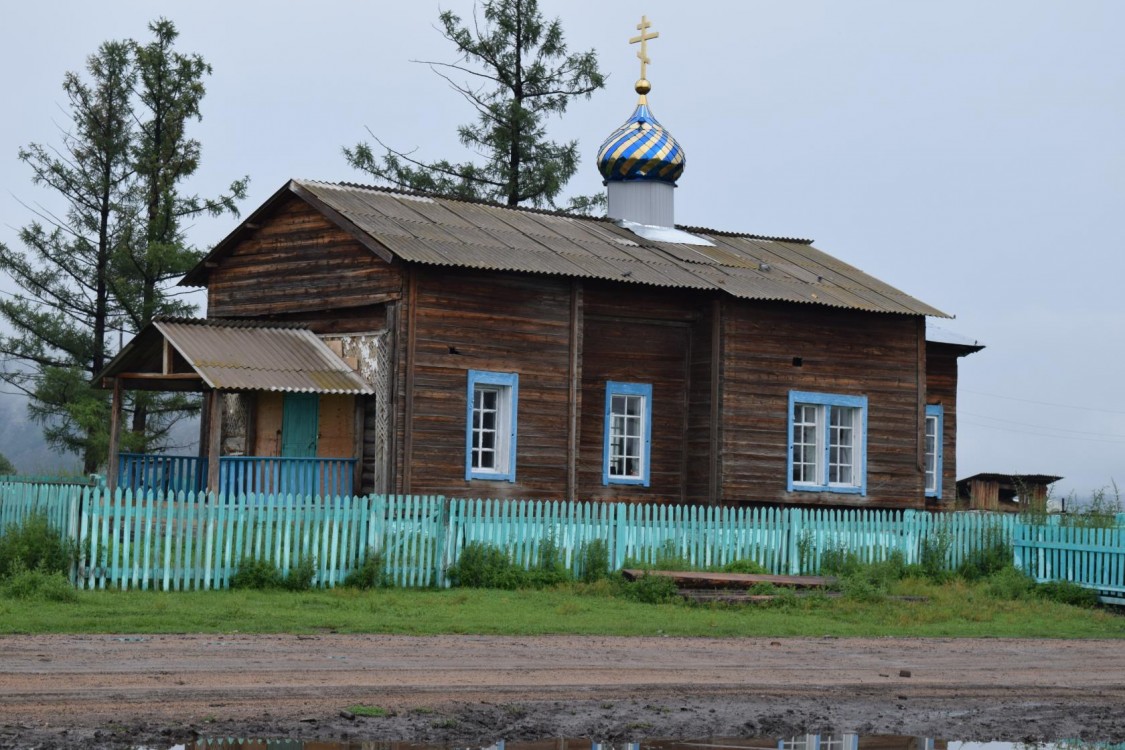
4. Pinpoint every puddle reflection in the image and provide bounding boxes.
[164,736,1125,750]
